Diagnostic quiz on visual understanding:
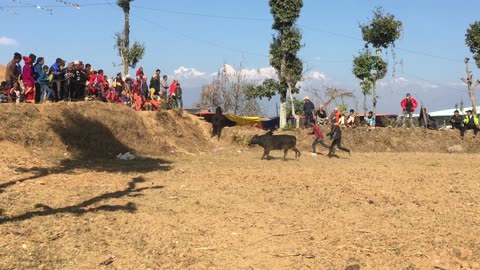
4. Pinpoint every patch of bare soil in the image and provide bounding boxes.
[1,105,479,269]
